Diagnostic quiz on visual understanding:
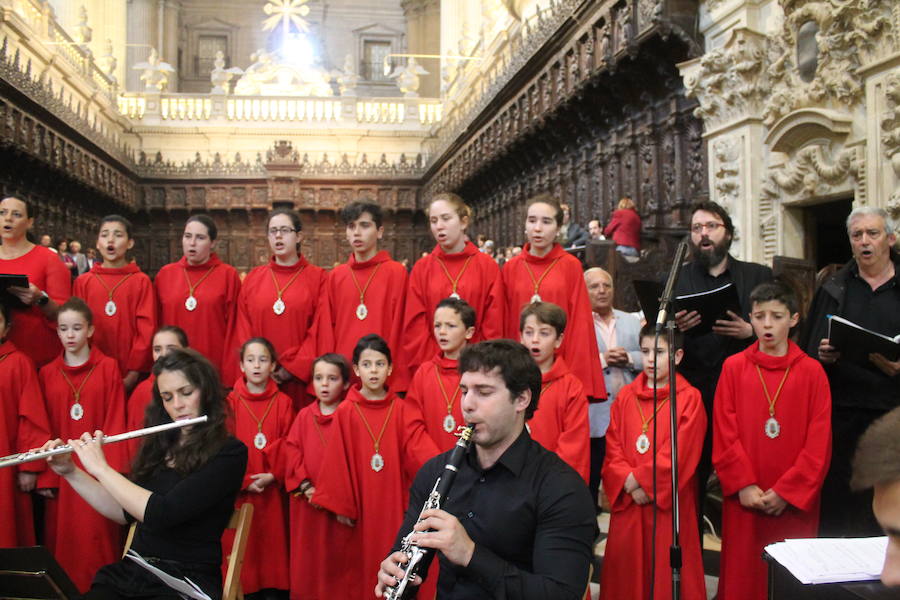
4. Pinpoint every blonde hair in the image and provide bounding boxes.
[617,197,636,210]
[427,193,473,222]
